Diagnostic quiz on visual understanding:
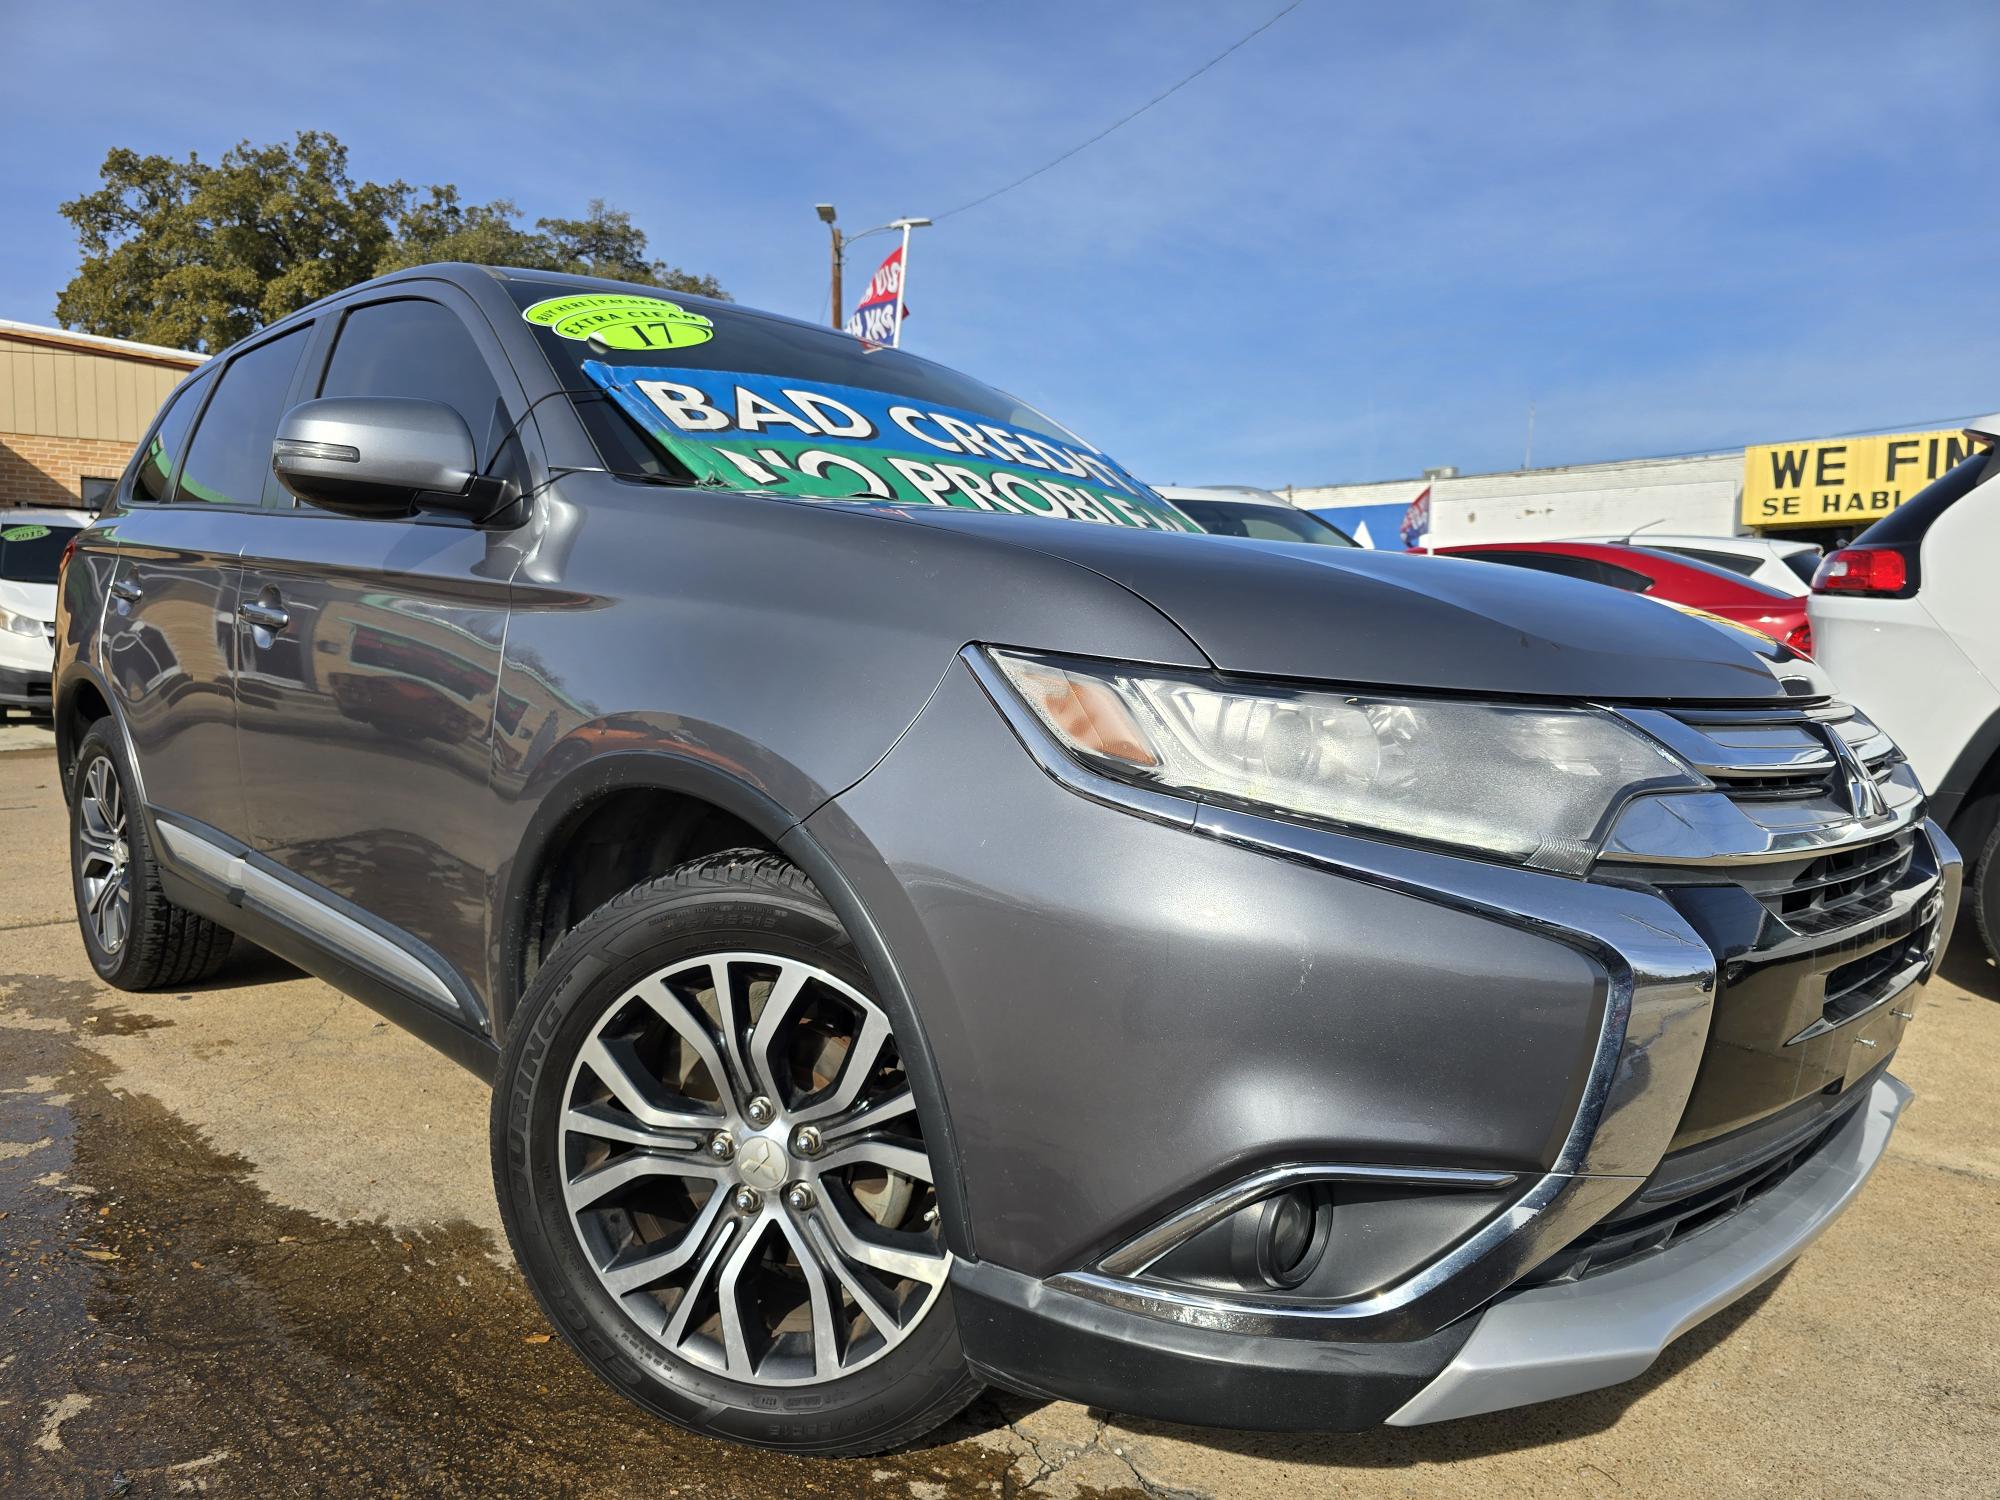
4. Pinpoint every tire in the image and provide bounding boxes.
[68,719,234,989]
[1975,820,2000,966]
[491,849,980,1456]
